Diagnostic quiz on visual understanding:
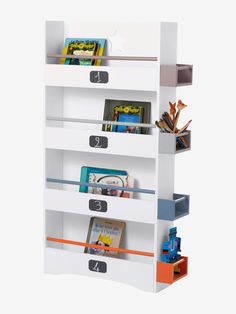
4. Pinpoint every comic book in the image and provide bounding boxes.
[85,217,125,257]
[60,38,106,66]
[112,105,143,133]
[102,100,151,134]
[79,166,134,198]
